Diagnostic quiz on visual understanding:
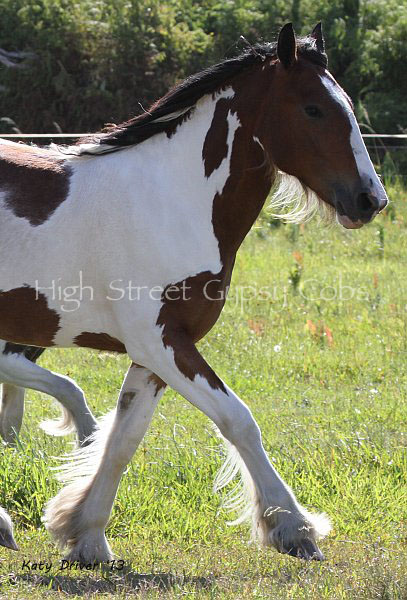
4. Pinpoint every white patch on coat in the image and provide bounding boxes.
[320,75,385,199]
[206,107,241,180]
[253,136,264,151]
